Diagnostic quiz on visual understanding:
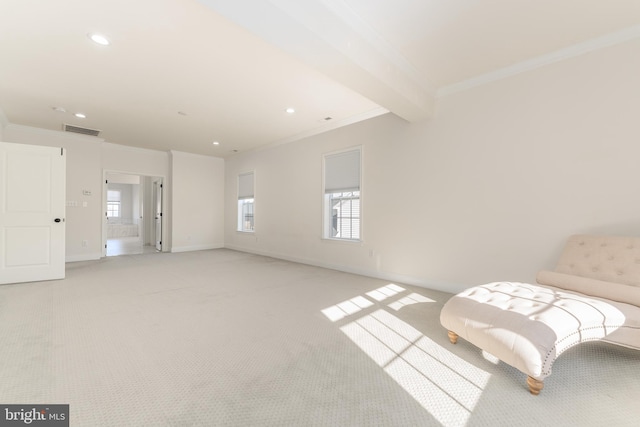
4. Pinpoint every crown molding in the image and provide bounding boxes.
[437,24,640,98]
[5,123,105,143]
[101,141,168,156]
[252,107,389,154]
